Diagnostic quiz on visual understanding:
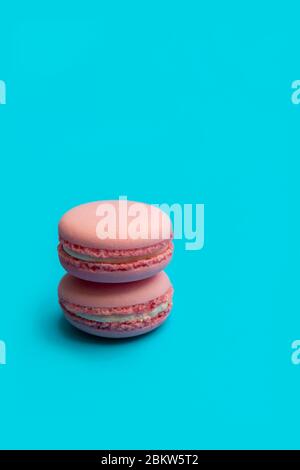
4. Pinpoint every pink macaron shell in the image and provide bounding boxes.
[58,272,172,308]
[59,252,171,283]
[64,313,169,338]
[59,200,173,250]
